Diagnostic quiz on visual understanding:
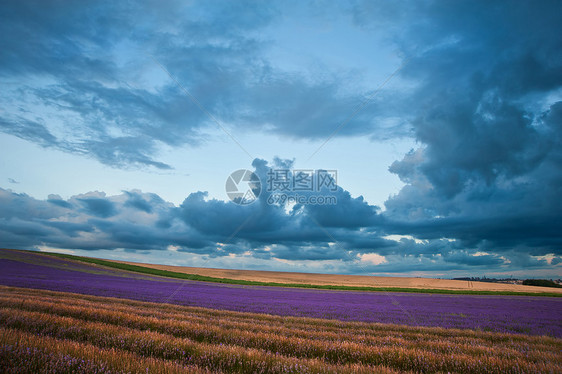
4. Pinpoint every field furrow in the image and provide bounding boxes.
[0,286,560,374]
[1,294,558,365]
[0,327,207,374]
